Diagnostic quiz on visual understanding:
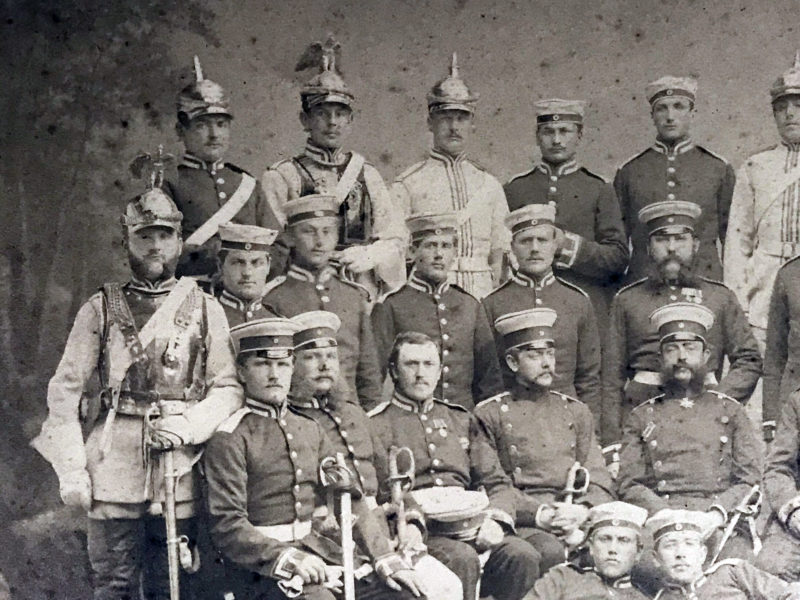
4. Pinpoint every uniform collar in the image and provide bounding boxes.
[128,276,177,295]
[653,137,695,156]
[219,288,263,313]
[245,396,288,419]
[181,153,225,173]
[511,268,555,289]
[536,159,579,177]
[290,394,331,410]
[408,273,450,295]
[665,573,706,596]
[304,139,347,167]
[597,571,633,589]
[391,390,435,414]
[430,147,467,166]
[511,381,551,401]
[287,262,338,284]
